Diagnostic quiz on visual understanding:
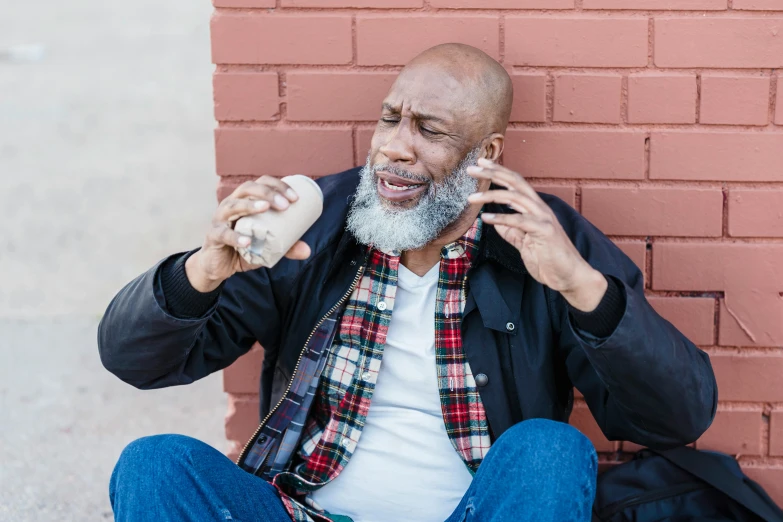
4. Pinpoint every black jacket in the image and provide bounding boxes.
[98,167,717,449]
